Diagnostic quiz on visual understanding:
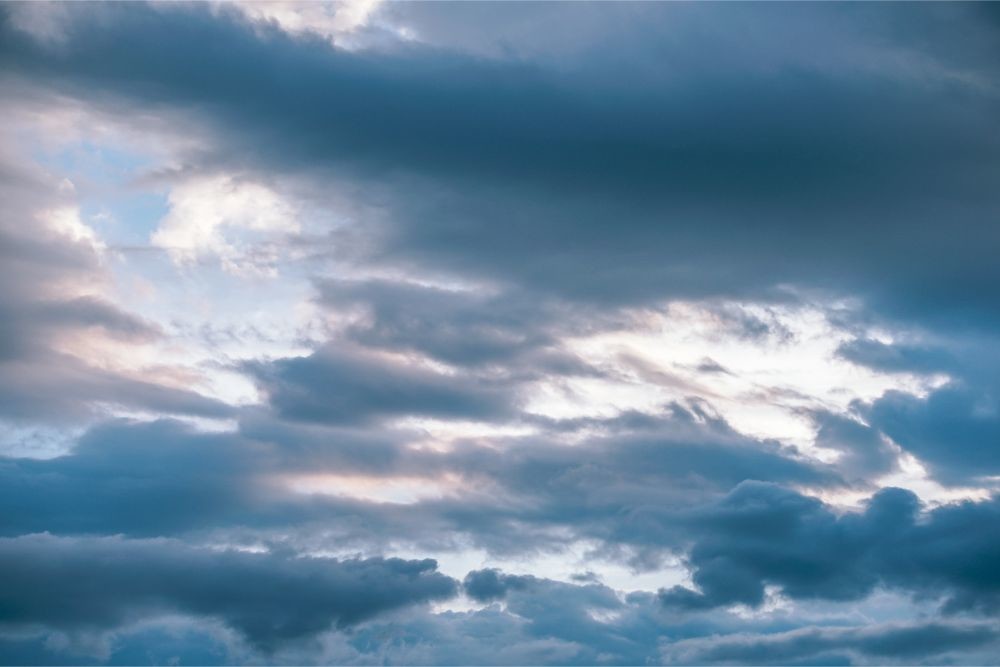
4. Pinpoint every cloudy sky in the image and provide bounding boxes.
[1,1,1000,664]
